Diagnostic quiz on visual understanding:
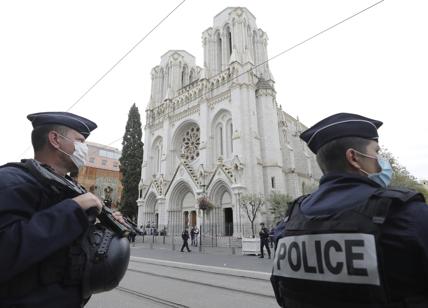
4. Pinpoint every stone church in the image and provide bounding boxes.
[137,7,321,237]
